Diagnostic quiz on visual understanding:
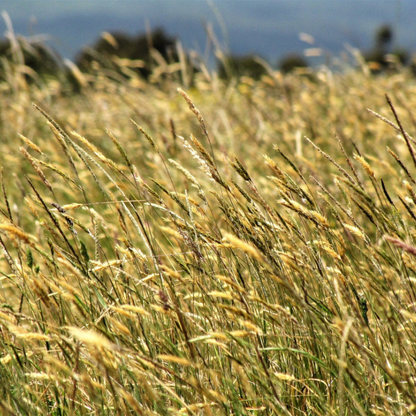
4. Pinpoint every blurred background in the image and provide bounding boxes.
[0,0,415,78]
